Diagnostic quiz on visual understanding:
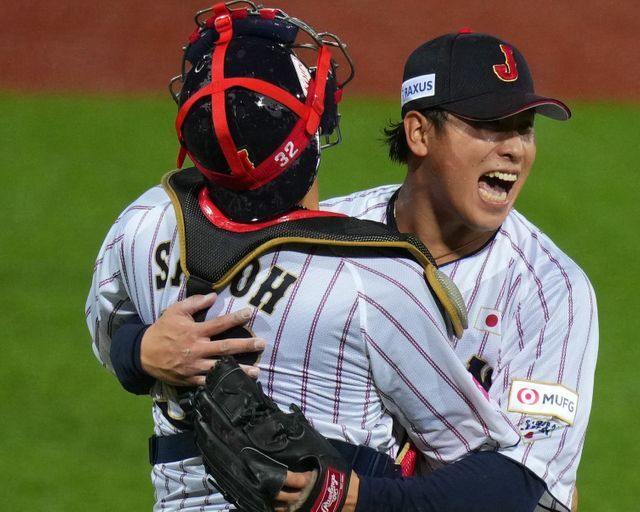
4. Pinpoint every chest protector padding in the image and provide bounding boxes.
[163,168,467,337]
